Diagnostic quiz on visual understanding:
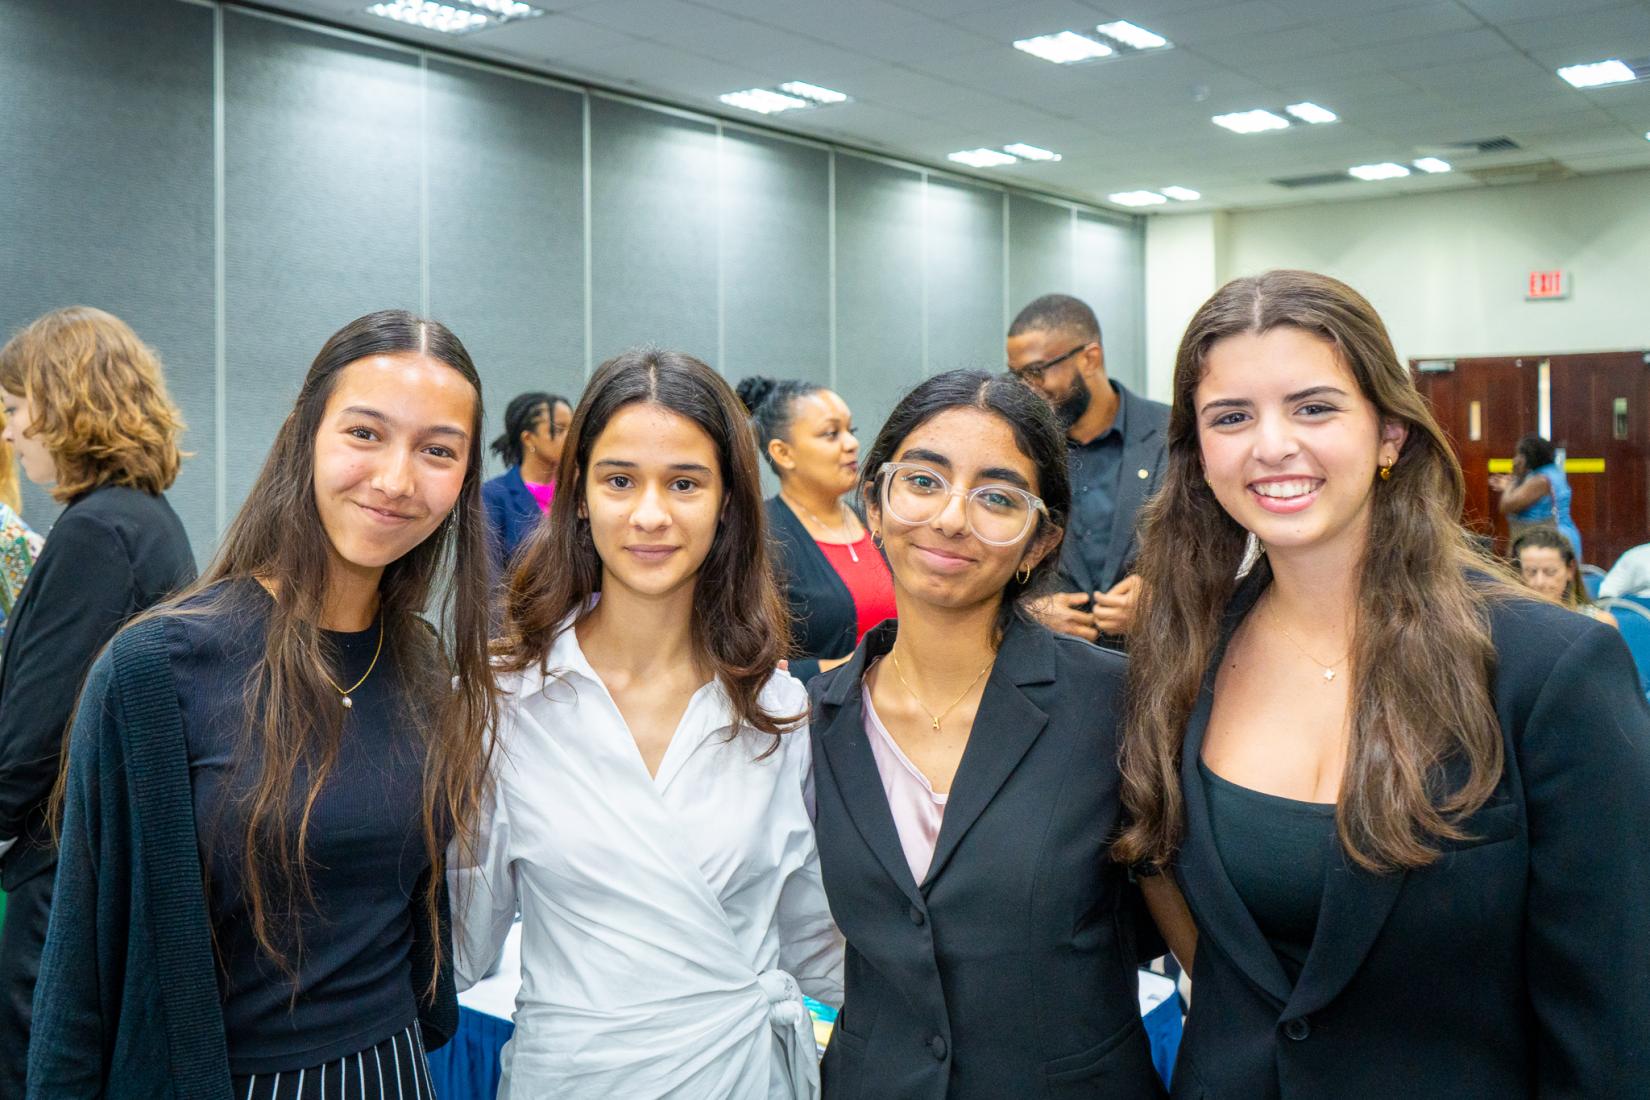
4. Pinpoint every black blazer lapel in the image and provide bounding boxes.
[922,618,1053,886]
[1175,571,1296,1006]
[1284,855,1405,1021]
[816,623,925,908]
[1098,388,1163,591]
